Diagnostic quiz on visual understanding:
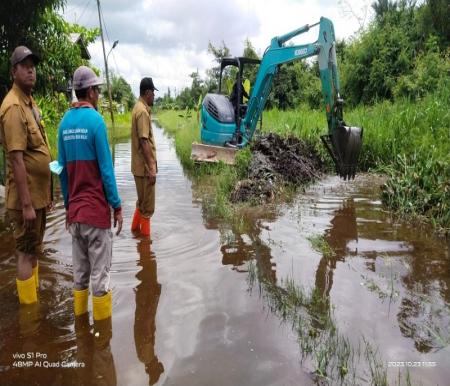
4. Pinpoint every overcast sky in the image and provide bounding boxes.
[61,0,372,97]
